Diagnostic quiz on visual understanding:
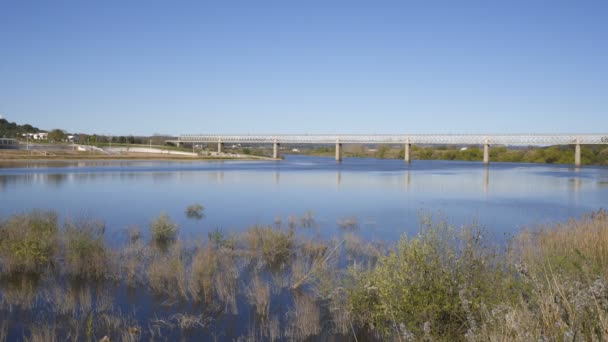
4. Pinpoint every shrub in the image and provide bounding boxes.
[348,217,514,339]
[0,211,59,274]
[185,204,205,220]
[149,213,178,245]
[244,226,294,268]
